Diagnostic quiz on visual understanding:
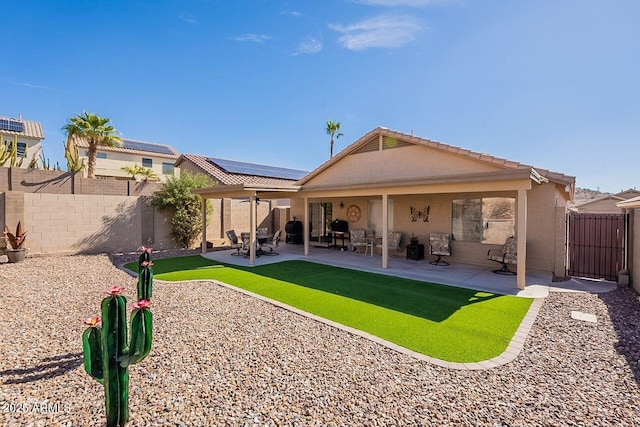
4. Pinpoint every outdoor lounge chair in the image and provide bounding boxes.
[262,230,282,256]
[226,230,244,256]
[376,232,402,255]
[350,229,368,254]
[429,232,451,266]
[240,232,251,257]
[487,236,517,275]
